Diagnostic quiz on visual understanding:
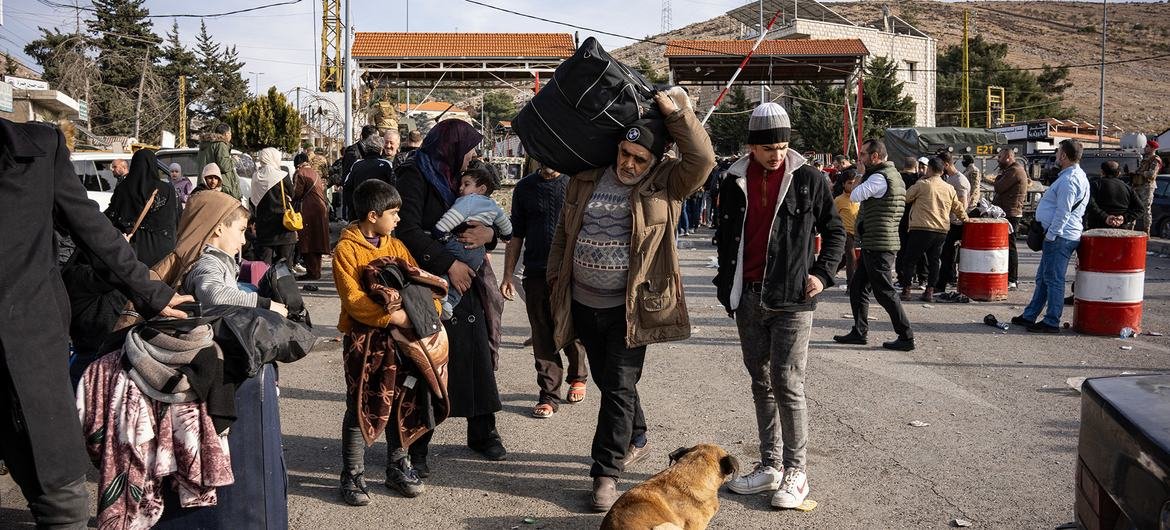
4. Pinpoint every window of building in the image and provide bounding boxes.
[905,60,917,82]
